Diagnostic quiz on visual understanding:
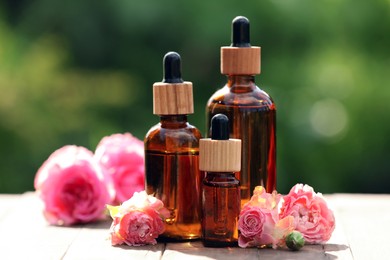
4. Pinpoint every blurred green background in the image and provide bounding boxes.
[0,0,389,194]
